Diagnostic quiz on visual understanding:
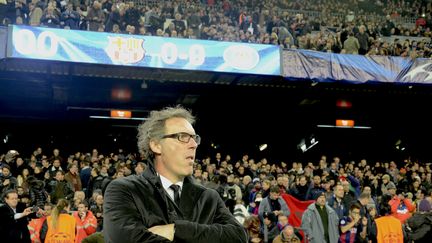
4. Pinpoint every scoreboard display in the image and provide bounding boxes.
[8,25,281,76]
